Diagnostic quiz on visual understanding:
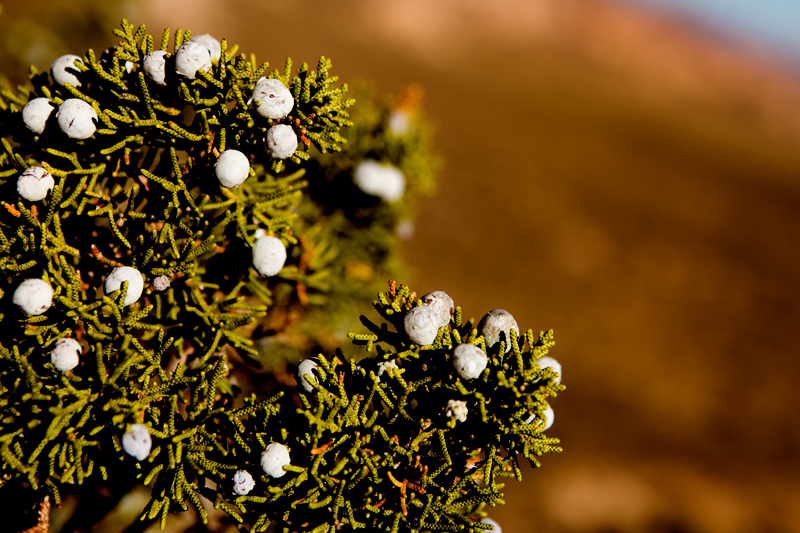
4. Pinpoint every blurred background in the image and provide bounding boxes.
[3,0,800,532]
